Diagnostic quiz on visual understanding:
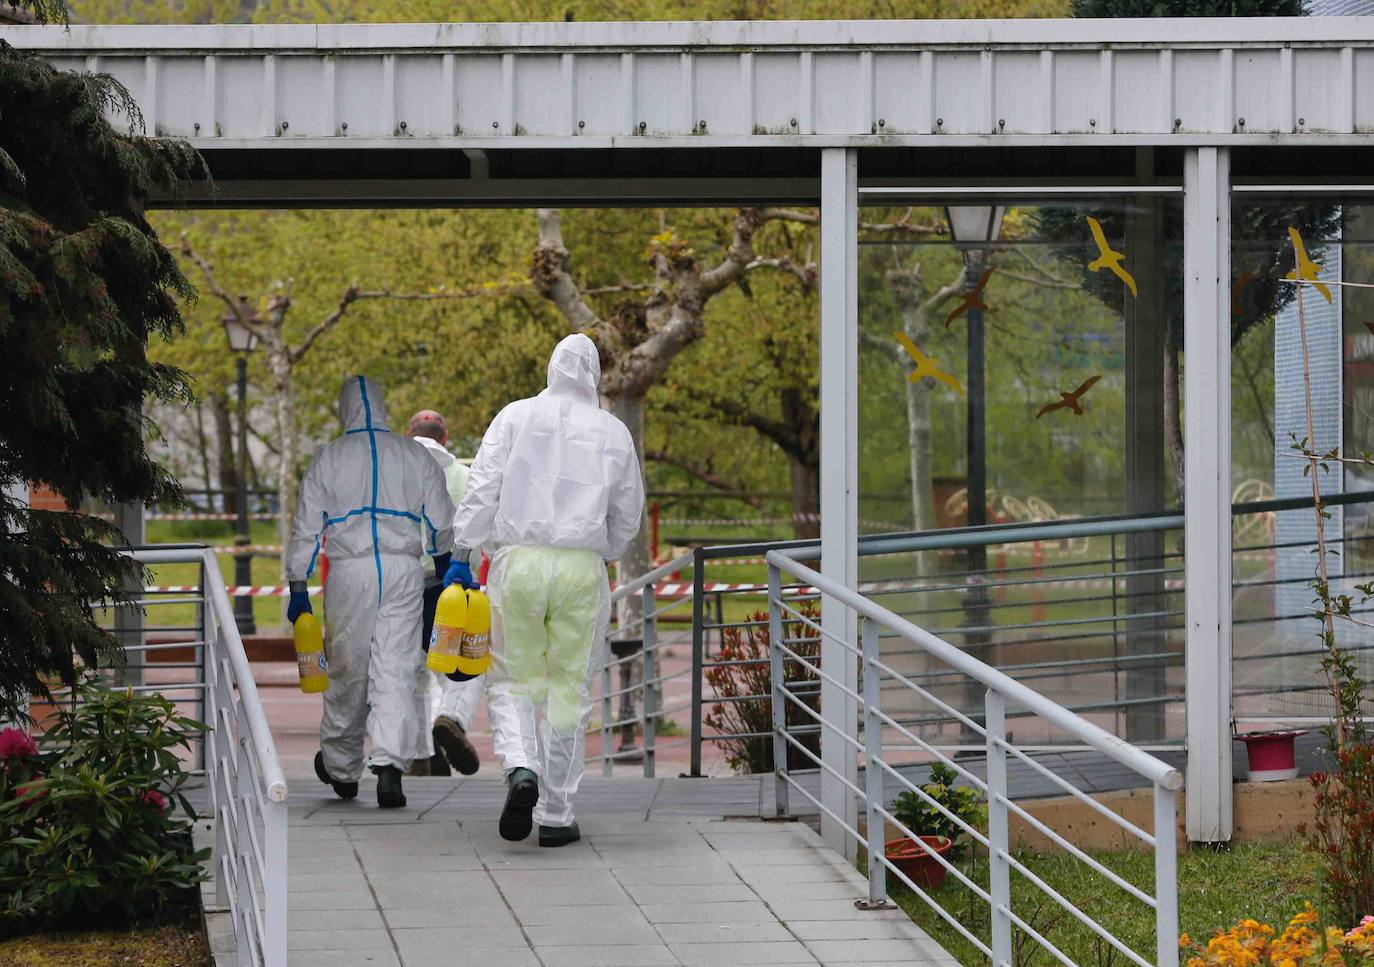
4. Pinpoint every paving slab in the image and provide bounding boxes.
[264,774,954,967]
